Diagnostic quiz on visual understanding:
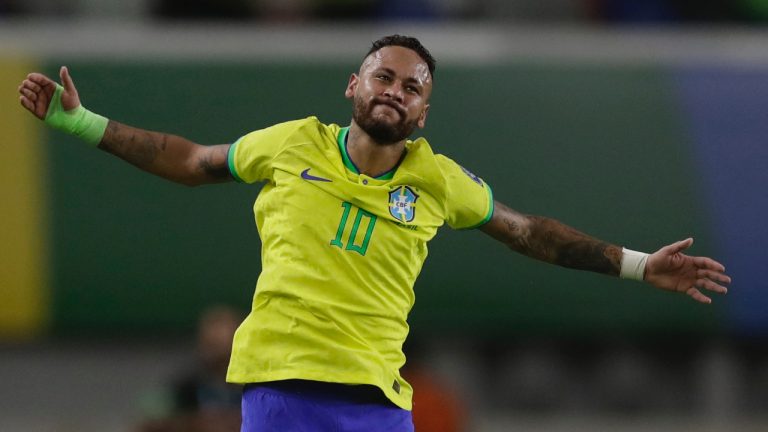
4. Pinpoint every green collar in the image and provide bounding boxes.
[337,127,398,180]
